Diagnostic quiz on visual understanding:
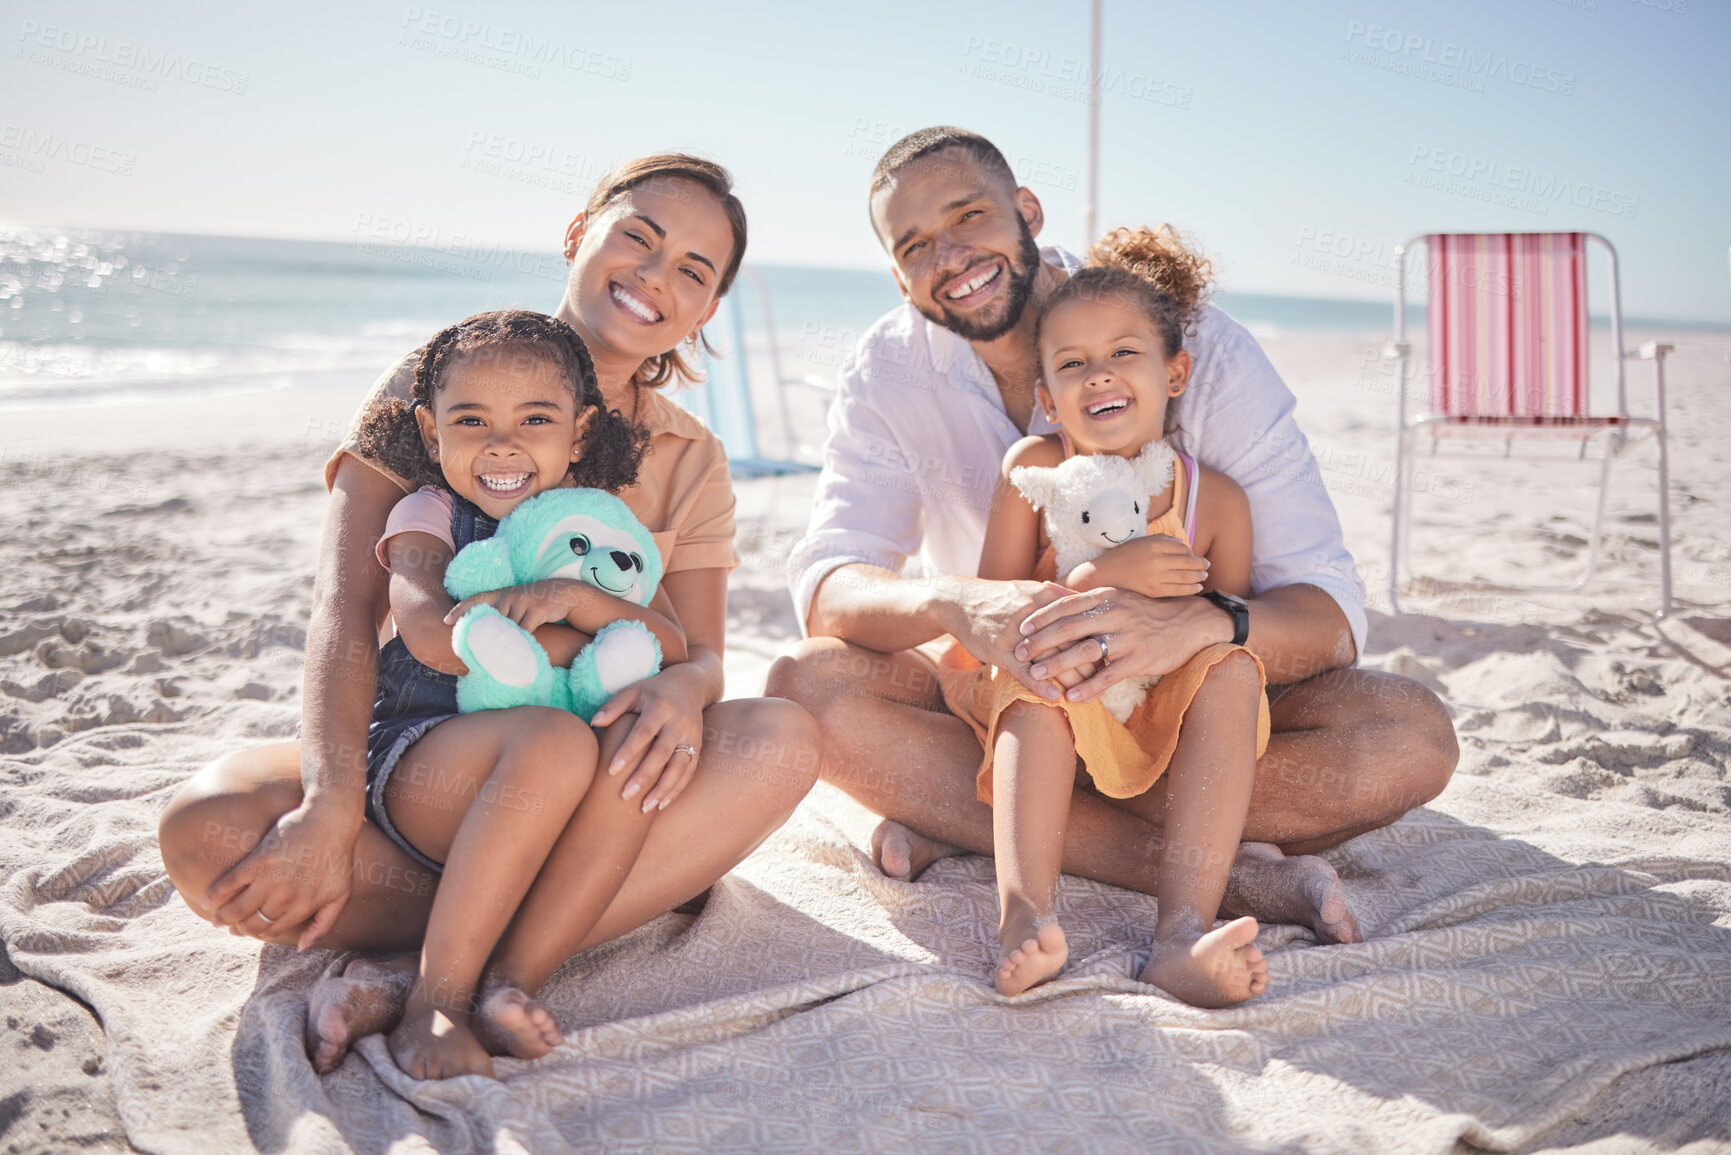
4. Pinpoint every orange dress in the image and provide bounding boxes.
[932,445,1271,804]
